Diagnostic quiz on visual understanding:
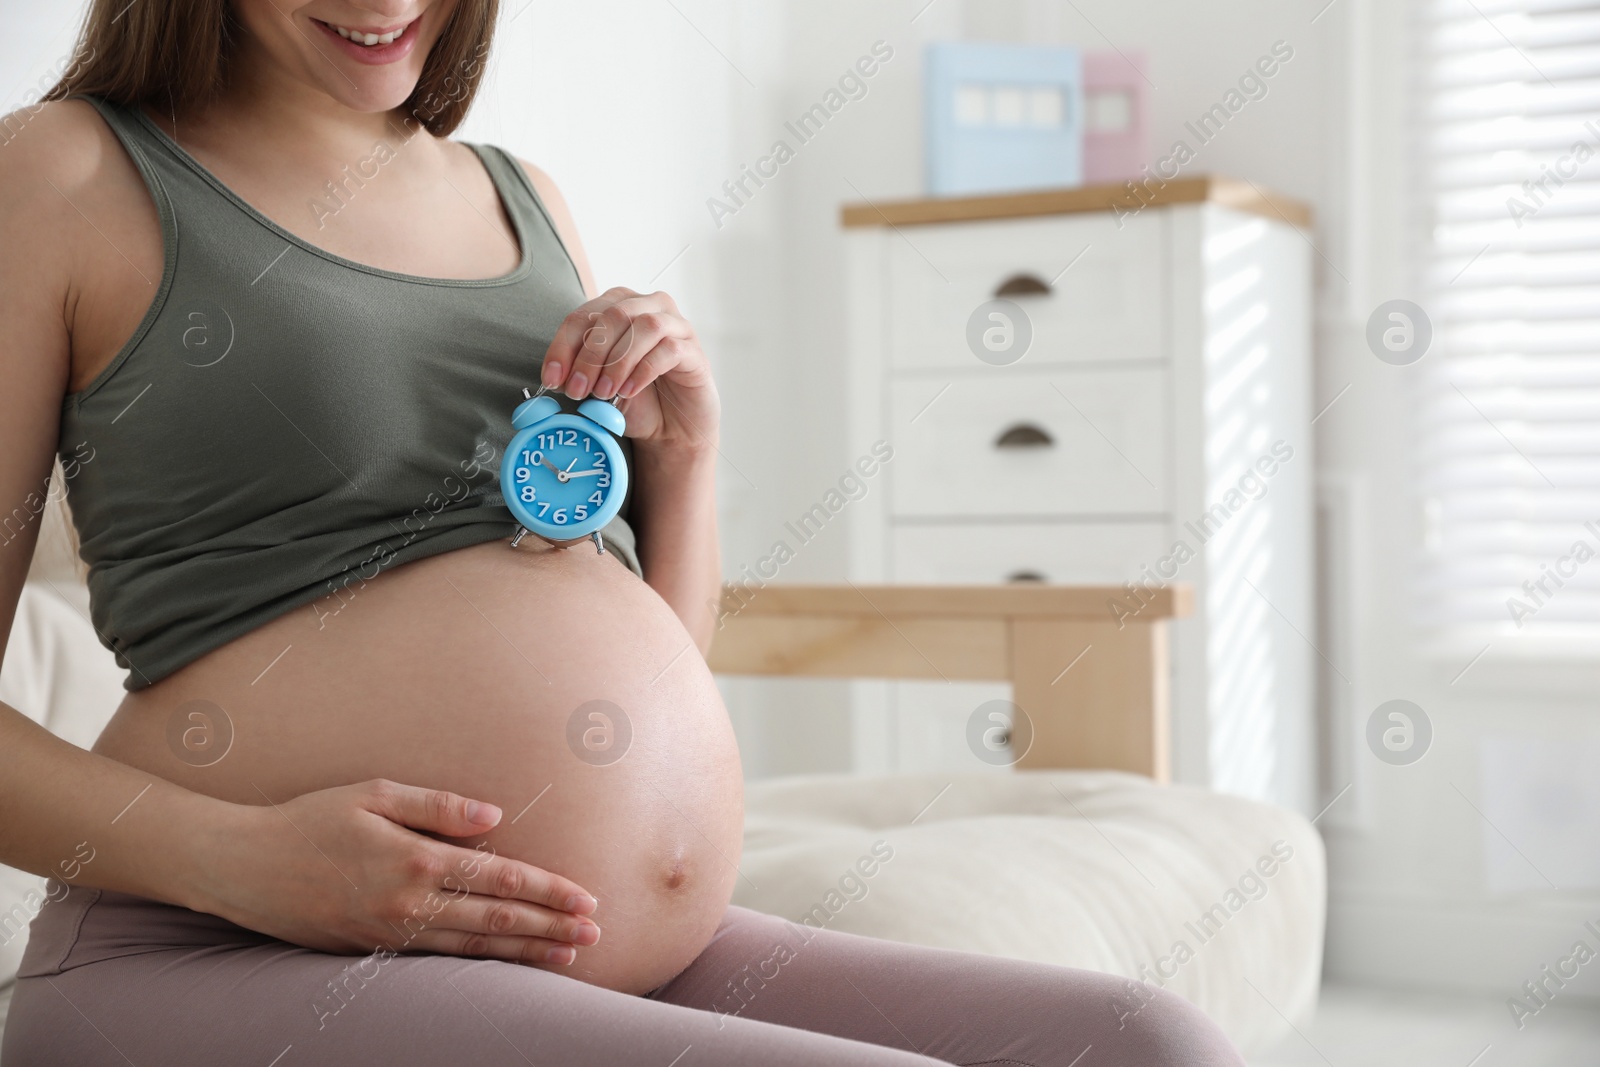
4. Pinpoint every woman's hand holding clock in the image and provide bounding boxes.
[538,285,722,650]
[541,287,720,455]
